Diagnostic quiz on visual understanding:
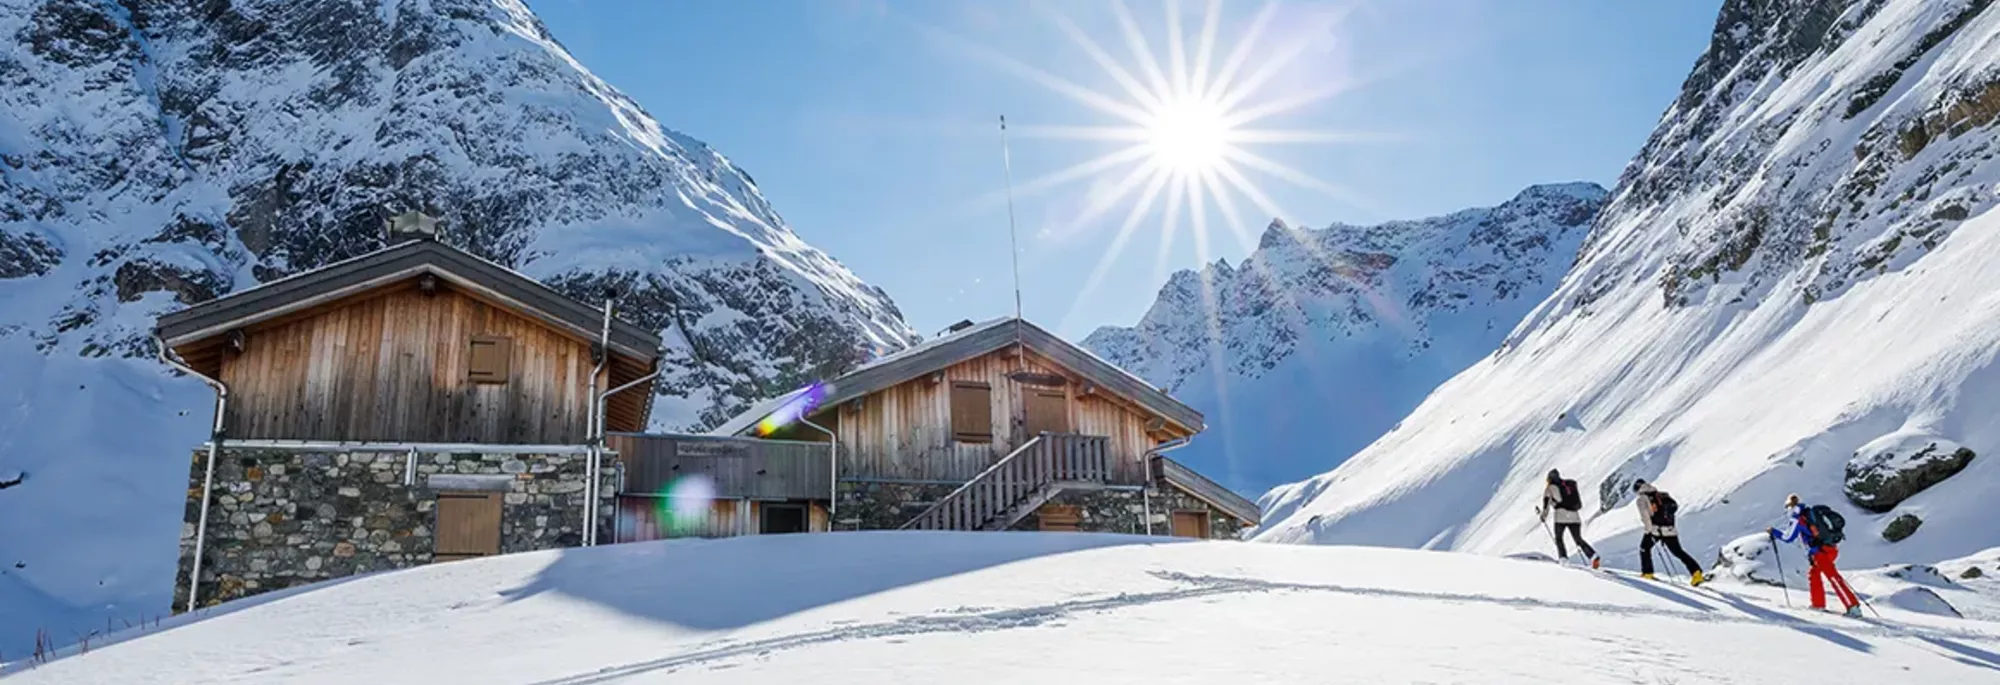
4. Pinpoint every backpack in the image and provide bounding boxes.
[1555,479,1582,511]
[1648,491,1678,526]
[1804,504,1846,546]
